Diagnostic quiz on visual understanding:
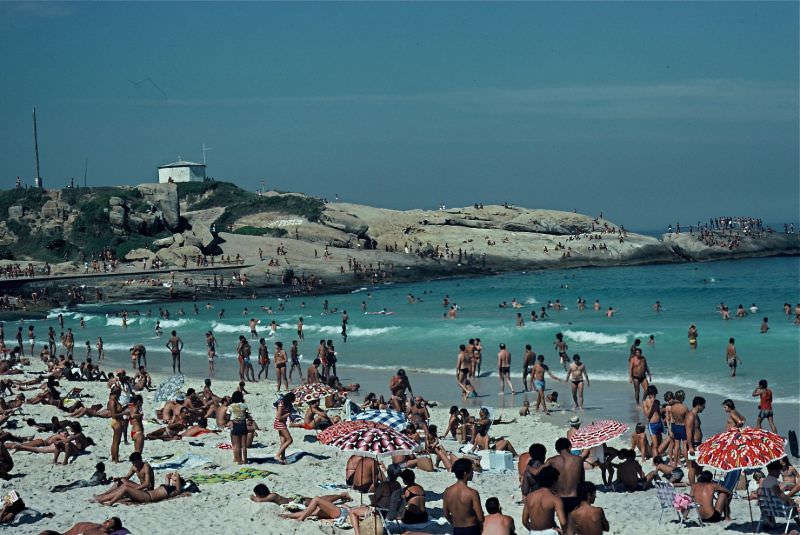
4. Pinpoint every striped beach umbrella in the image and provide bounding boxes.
[351,409,408,432]
[153,374,185,404]
[568,419,629,449]
[290,383,336,405]
[696,427,785,472]
[327,424,420,457]
[317,420,382,445]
